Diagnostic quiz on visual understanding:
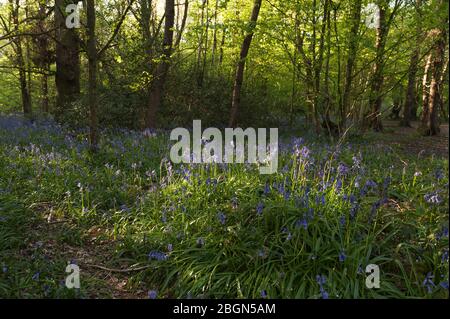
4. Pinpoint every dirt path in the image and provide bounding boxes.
[378,121,449,159]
